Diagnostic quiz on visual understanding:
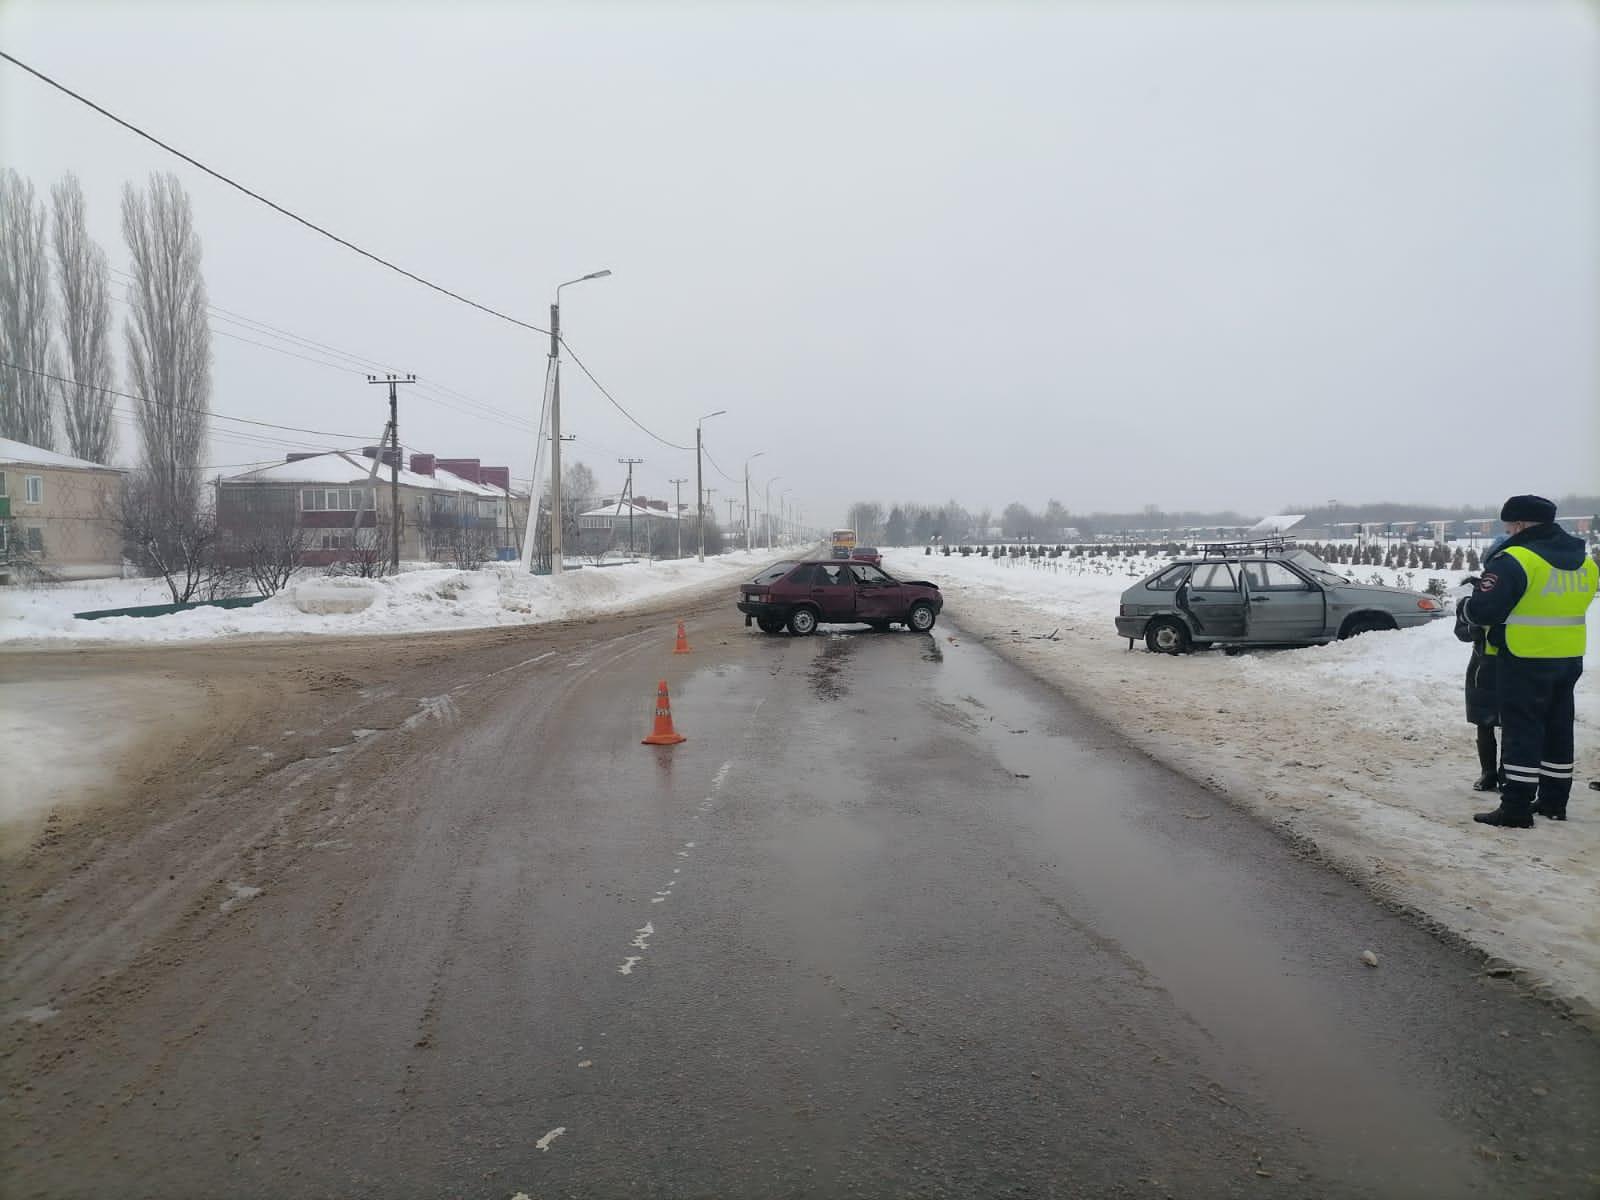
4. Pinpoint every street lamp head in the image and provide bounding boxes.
[699,409,727,425]
[559,269,613,293]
